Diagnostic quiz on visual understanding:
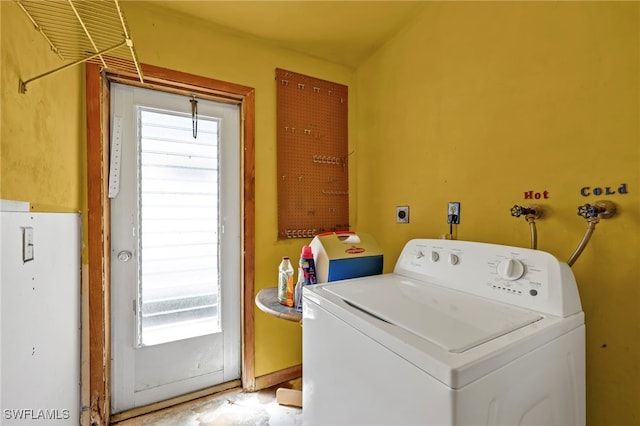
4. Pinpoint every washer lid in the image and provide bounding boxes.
[324,275,543,353]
